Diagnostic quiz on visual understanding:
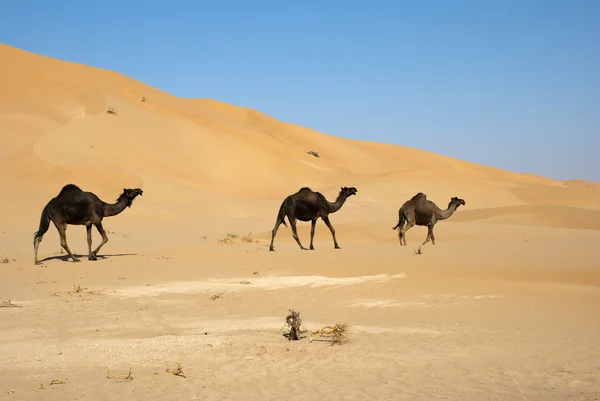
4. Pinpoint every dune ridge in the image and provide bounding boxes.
[2,43,599,234]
